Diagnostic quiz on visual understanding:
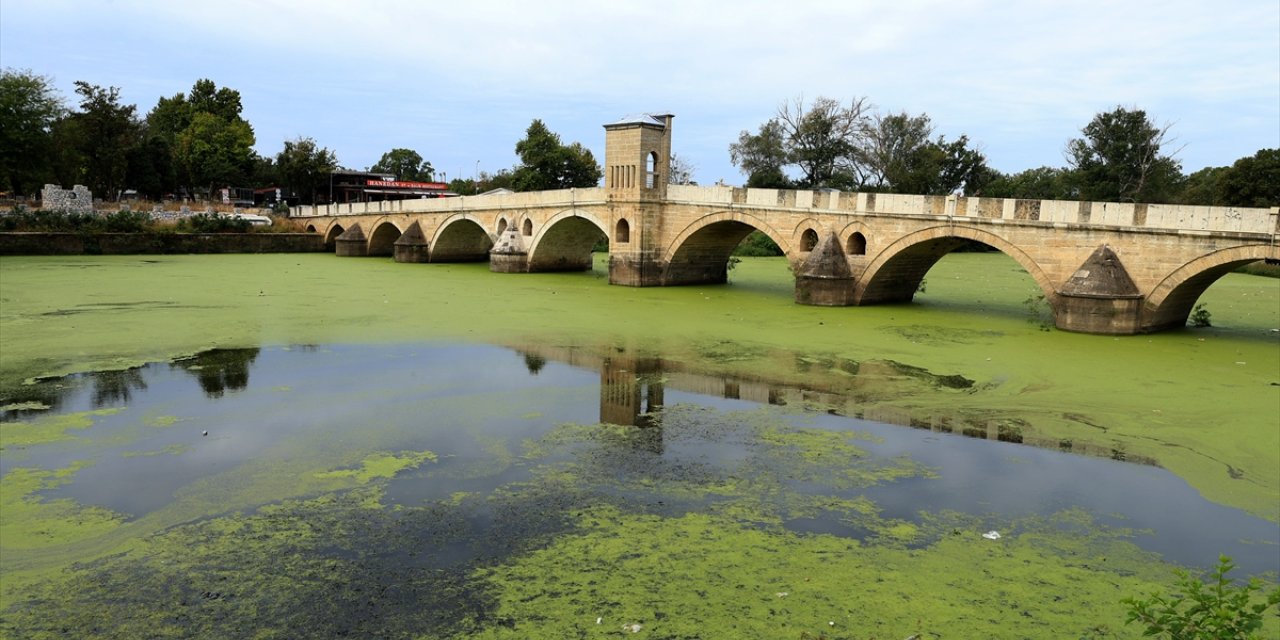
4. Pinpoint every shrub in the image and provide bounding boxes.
[1123,555,1280,639]
[178,213,251,233]
[733,231,783,257]
[1189,303,1212,328]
